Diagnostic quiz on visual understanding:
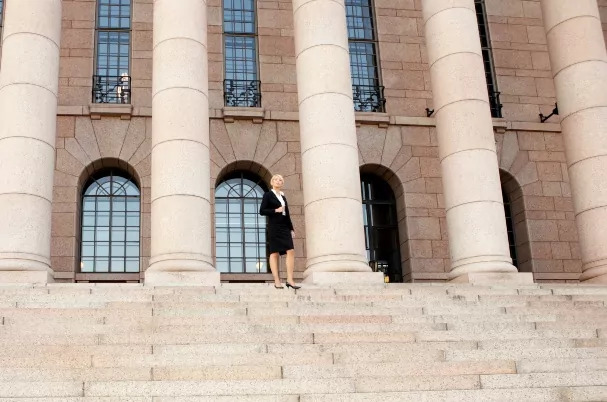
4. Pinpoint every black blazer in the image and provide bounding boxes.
[259,190,294,231]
